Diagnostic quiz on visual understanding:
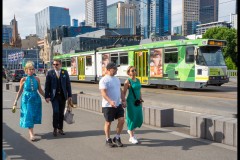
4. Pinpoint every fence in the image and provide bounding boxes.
[227,70,237,77]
